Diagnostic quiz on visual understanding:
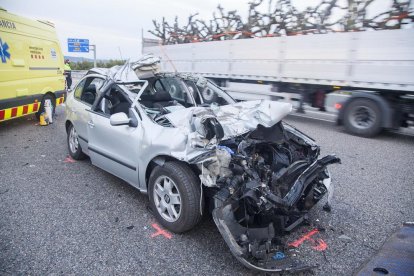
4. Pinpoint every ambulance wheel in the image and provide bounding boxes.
[67,124,87,160]
[35,94,56,120]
